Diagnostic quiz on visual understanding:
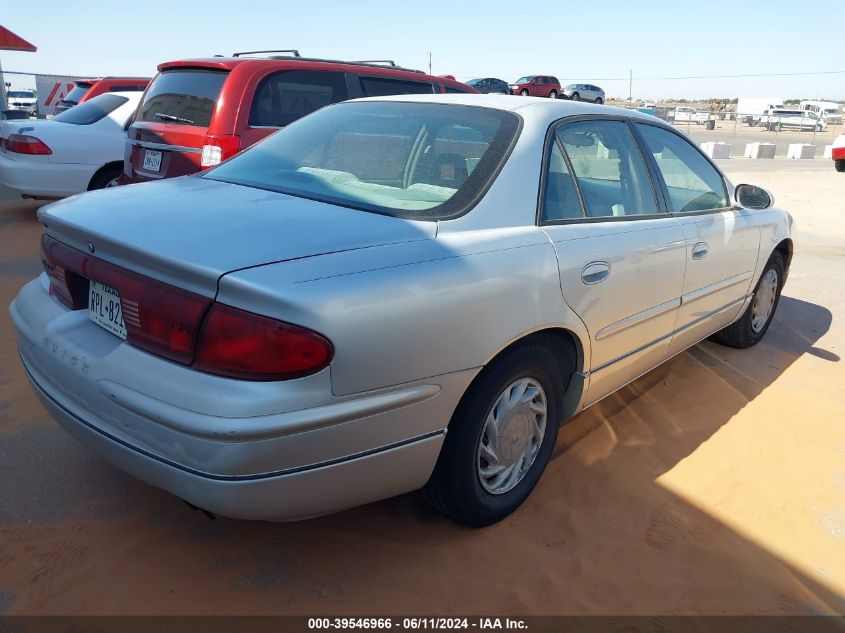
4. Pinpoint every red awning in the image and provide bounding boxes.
[0,26,37,52]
